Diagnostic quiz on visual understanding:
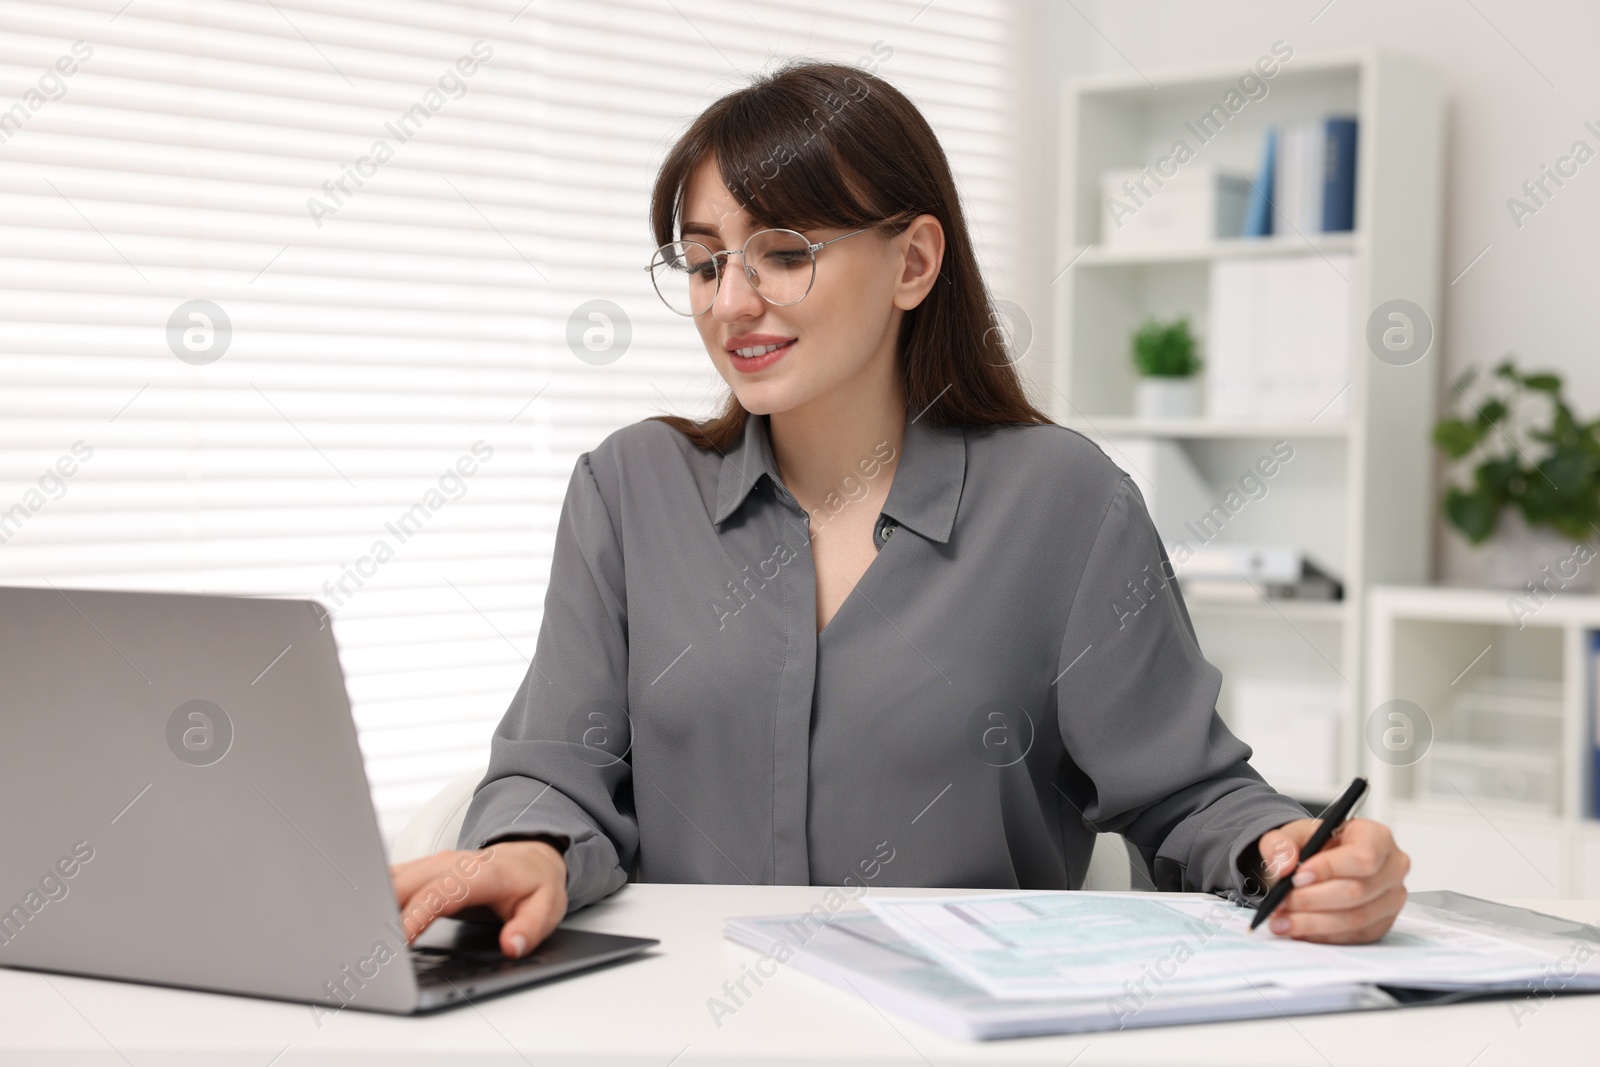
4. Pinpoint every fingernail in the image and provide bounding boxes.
[1292,869,1316,887]
[510,933,528,958]
[1270,916,1290,934]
